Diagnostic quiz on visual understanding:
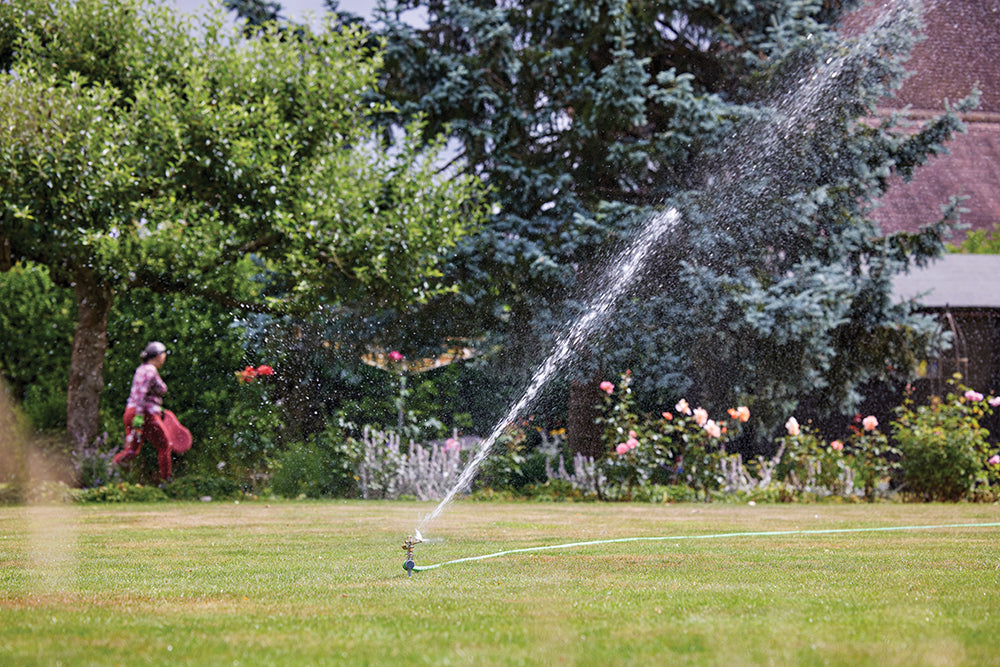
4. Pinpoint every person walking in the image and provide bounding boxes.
[114,341,191,481]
